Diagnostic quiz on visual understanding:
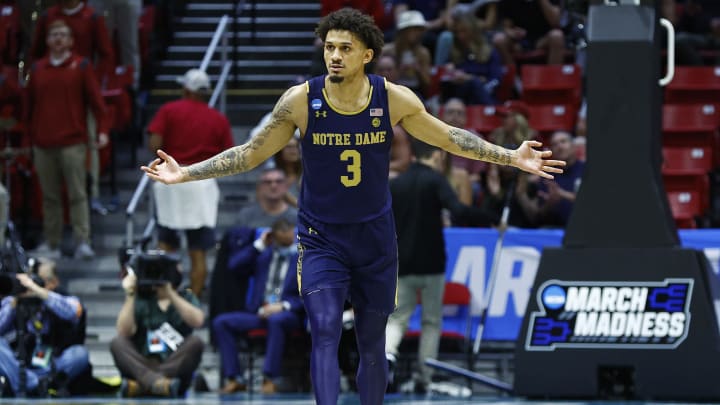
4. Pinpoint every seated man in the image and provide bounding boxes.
[111,256,205,398]
[0,258,89,397]
[213,218,304,394]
